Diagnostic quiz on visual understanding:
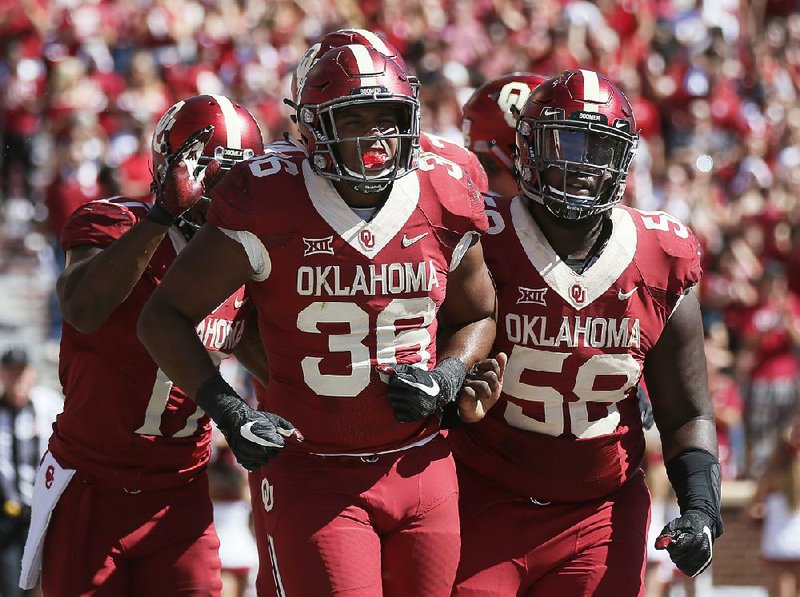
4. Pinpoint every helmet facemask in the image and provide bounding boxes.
[518,113,638,220]
[300,93,420,194]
